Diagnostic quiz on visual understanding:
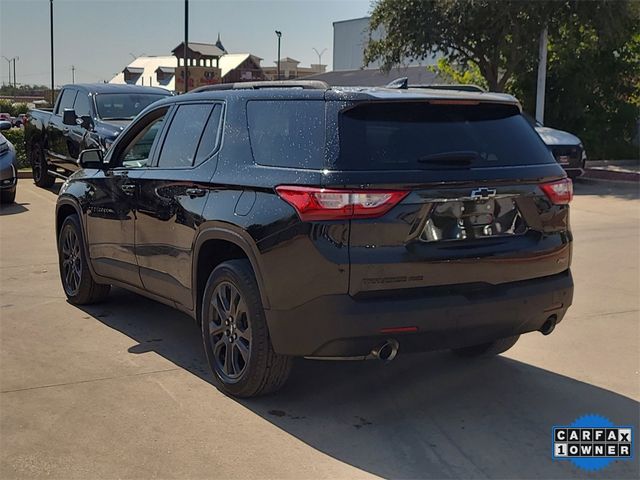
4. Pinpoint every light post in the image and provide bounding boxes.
[275,30,282,80]
[50,0,55,103]
[184,0,189,93]
[1,57,12,87]
[12,57,18,86]
[312,47,327,66]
